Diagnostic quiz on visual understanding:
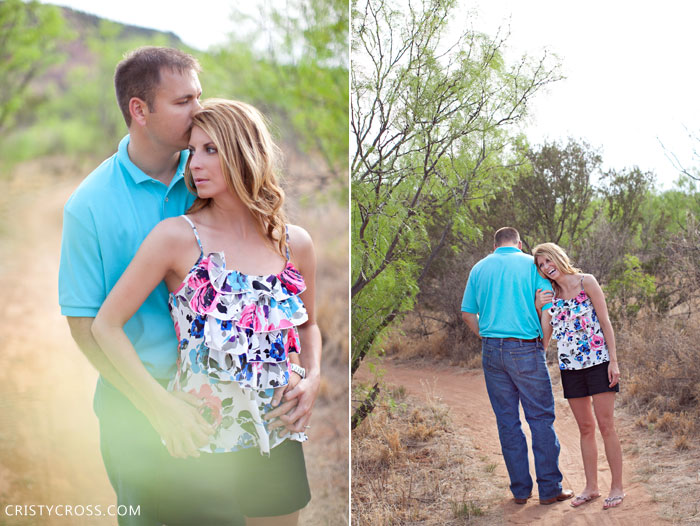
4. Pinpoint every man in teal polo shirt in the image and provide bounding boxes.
[59,47,244,525]
[461,227,573,506]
